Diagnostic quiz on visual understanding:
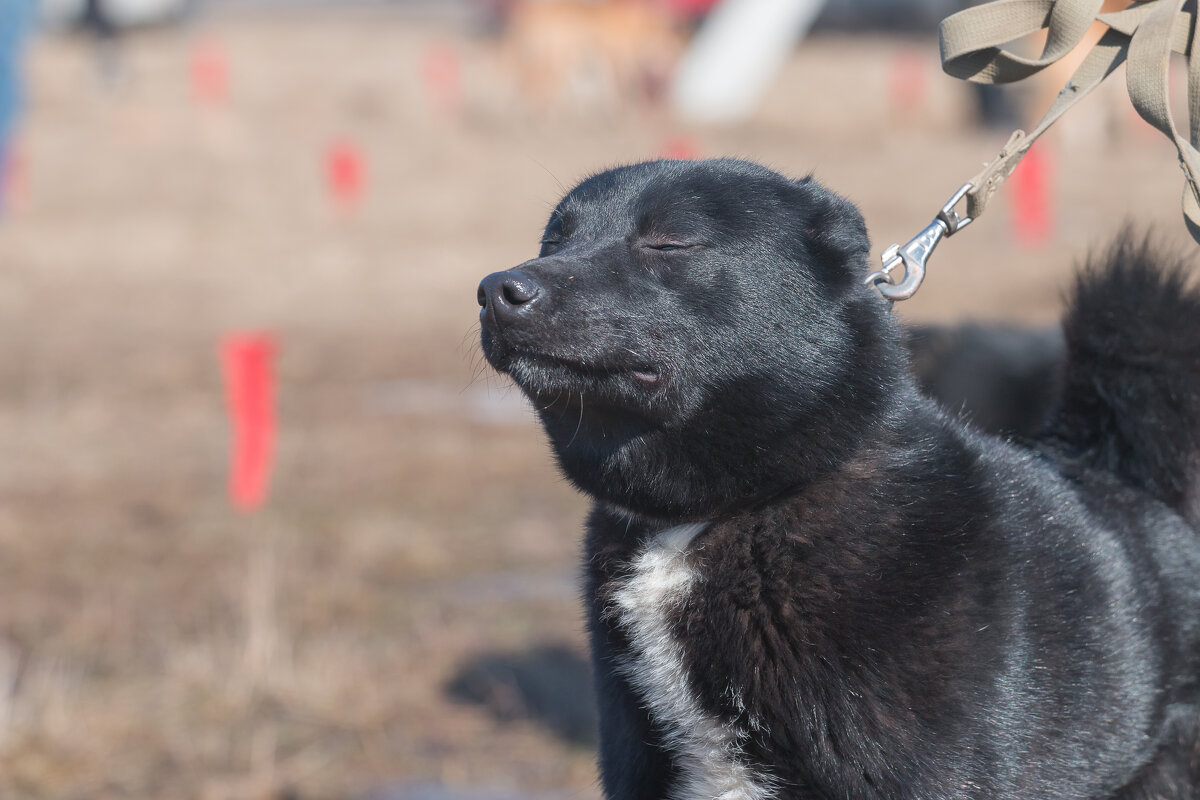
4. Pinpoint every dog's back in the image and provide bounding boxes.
[1044,234,1200,530]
